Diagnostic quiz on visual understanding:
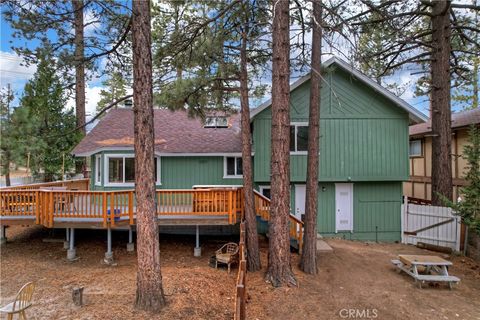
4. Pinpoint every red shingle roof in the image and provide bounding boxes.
[72,109,242,156]
[409,108,480,137]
